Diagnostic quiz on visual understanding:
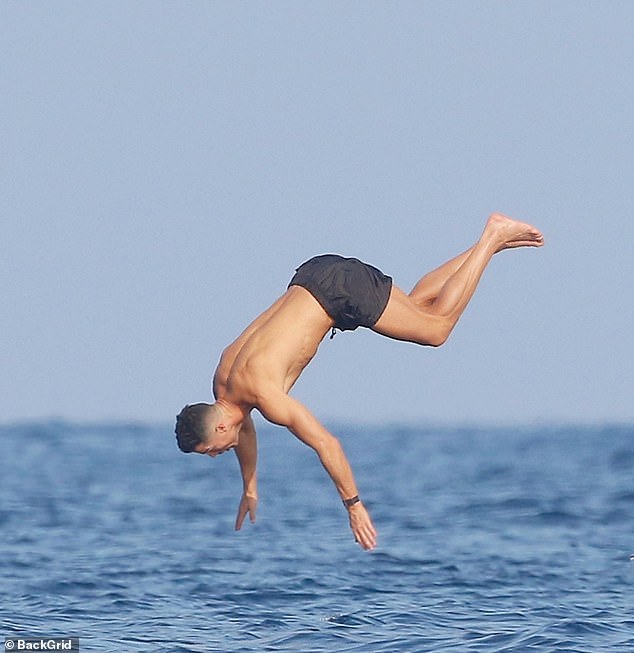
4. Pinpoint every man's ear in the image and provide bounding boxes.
[216,422,227,433]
